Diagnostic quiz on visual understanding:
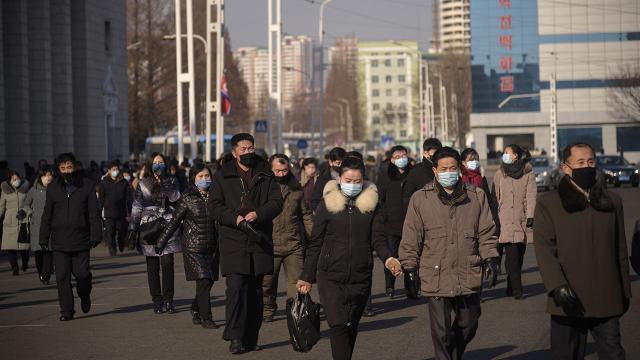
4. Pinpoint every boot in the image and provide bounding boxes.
[164,301,176,314]
[201,319,219,329]
[191,309,202,325]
